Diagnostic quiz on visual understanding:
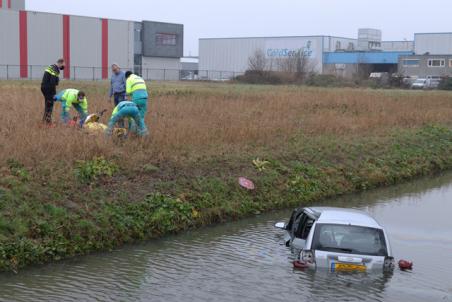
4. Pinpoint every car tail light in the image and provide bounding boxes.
[384,256,395,270]
[300,250,315,263]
